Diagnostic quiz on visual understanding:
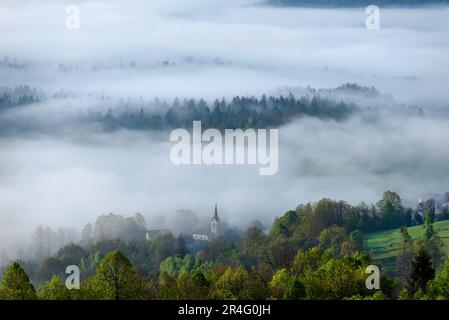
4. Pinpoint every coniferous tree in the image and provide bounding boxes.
[396,226,414,280]
[418,211,445,270]
[423,210,435,239]
[407,246,435,294]
[0,262,37,300]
